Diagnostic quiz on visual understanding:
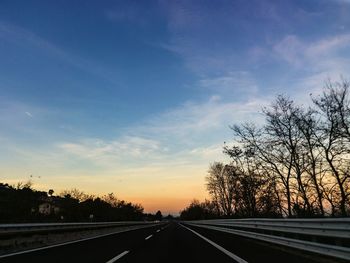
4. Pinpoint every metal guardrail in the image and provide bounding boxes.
[0,221,157,237]
[188,218,350,238]
[185,218,350,261]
